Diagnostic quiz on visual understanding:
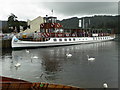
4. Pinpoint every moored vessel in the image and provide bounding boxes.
[12,16,115,49]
